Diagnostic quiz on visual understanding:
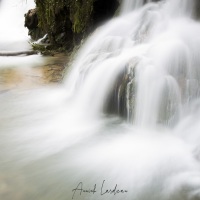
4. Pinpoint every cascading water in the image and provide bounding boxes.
[120,0,155,14]
[65,0,200,127]
[1,0,200,200]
